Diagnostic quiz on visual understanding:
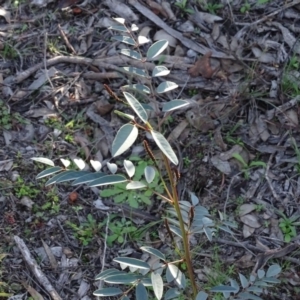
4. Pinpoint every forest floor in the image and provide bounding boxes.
[1,0,300,299]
